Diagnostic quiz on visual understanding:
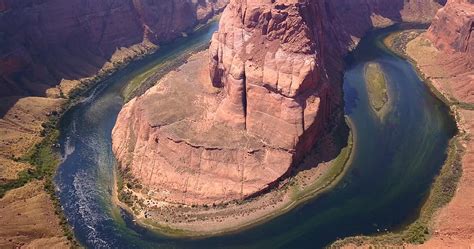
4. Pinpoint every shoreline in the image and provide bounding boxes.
[363,62,392,121]
[113,115,356,238]
[401,30,473,248]
[333,28,466,247]
[0,18,221,248]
